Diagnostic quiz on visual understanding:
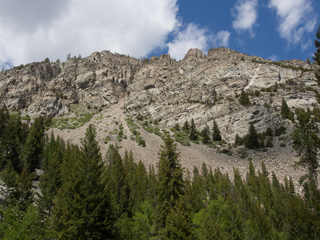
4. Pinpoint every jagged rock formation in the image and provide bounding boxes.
[0,48,319,138]
[1,47,319,188]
